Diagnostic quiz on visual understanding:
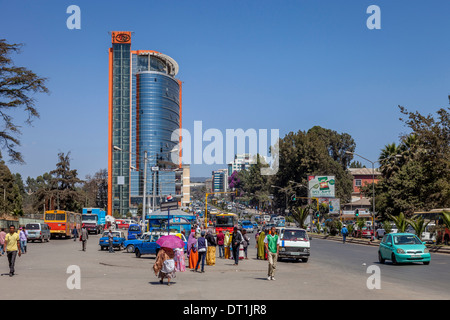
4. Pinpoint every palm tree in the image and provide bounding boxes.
[356,219,366,238]
[408,215,430,240]
[379,143,401,179]
[291,205,310,229]
[441,211,450,230]
[387,212,409,233]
